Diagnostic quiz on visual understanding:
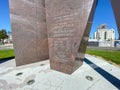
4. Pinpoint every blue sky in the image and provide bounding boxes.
[90,0,118,38]
[0,0,119,38]
[0,0,11,33]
